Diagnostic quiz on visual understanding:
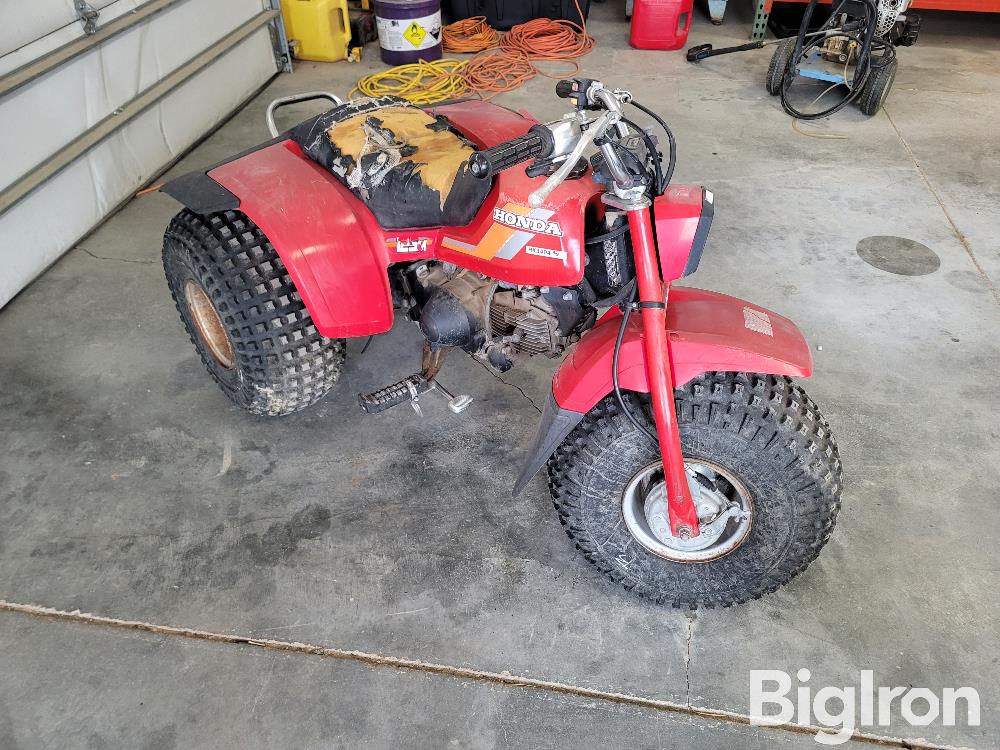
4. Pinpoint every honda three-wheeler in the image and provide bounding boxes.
[159,79,842,608]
